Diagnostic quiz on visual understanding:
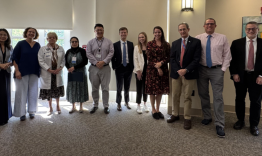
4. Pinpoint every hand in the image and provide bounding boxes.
[47,69,56,75]
[54,68,62,75]
[177,69,187,77]
[136,70,142,80]
[68,67,75,73]
[154,62,162,69]
[15,70,22,79]
[256,77,262,85]
[3,63,10,70]
[96,61,105,69]
[233,74,240,82]
[158,68,163,76]
[0,64,4,69]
